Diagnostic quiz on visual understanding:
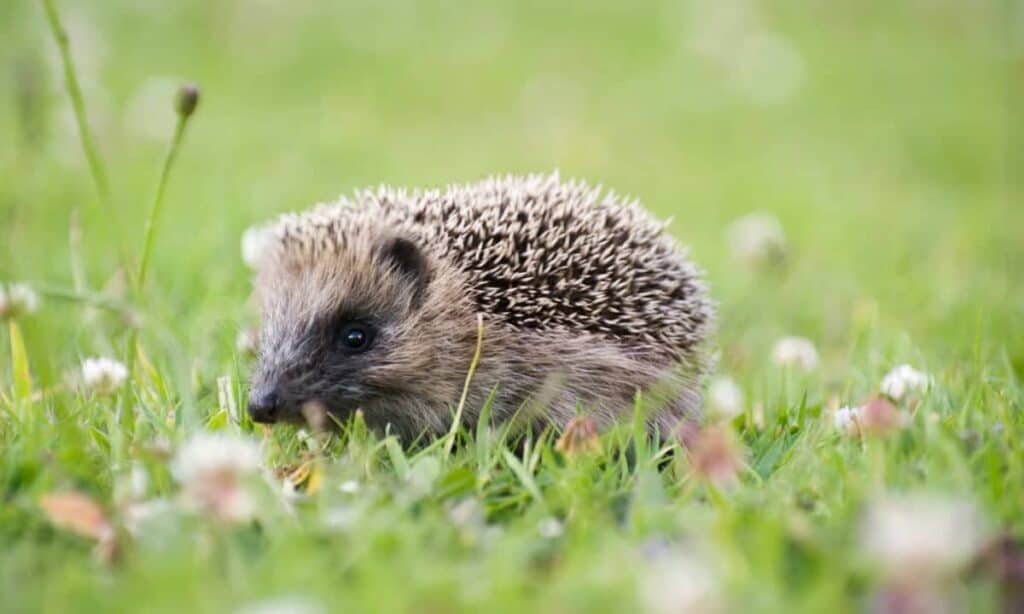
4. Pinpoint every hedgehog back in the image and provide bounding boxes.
[328,174,713,359]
